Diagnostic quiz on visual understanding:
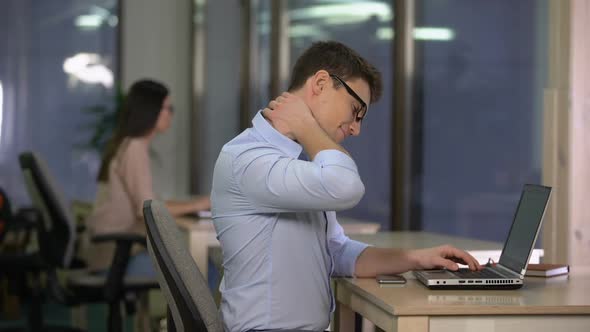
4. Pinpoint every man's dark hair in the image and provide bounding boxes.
[288,41,382,103]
